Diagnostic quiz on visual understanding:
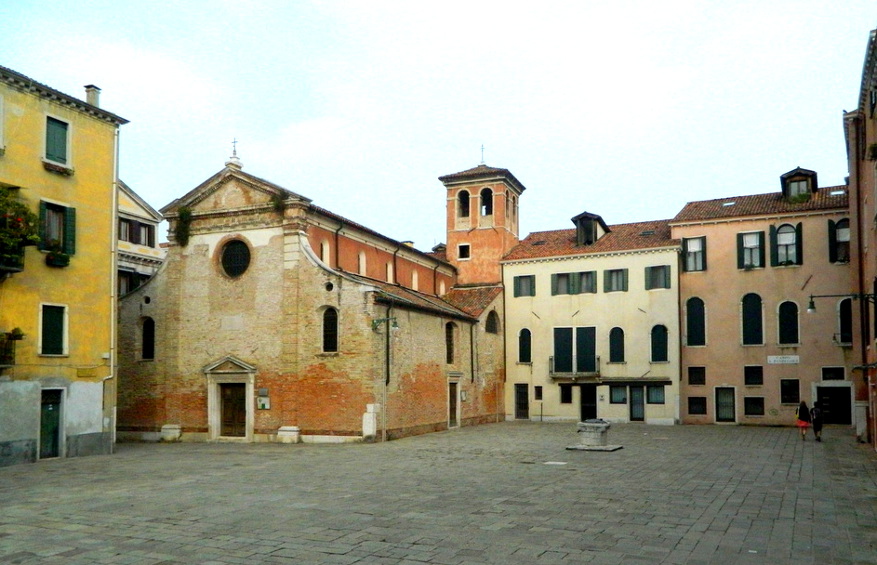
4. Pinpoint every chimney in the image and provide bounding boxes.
[401,240,414,247]
[84,85,101,107]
